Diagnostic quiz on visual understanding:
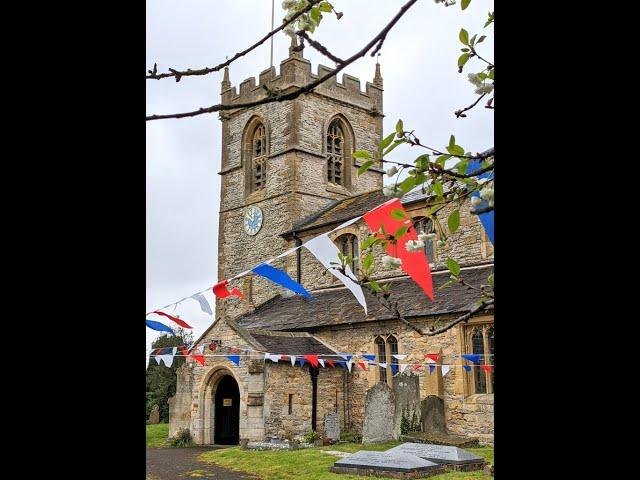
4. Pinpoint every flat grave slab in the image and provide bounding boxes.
[330,450,445,479]
[386,442,485,471]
